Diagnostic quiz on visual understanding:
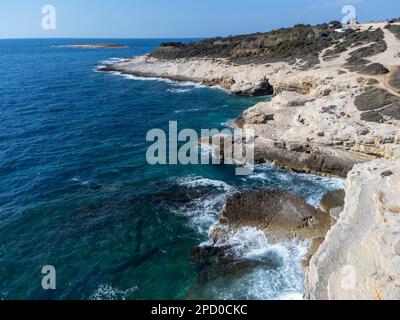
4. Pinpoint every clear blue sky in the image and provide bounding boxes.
[1,0,399,39]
